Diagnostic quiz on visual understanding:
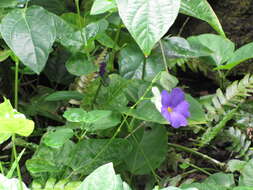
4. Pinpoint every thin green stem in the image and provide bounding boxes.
[12,135,23,190]
[14,60,19,109]
[159,40,169,73]
[75,0,91,61]
[109,24,121,71]
[184,161,212,176]
[0,162,4,175]
[168,143,225,168]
